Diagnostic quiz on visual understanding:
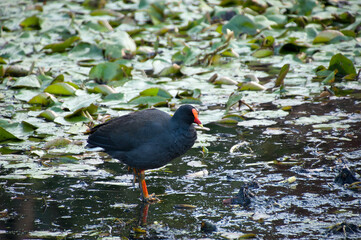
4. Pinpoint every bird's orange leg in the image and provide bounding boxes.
[139,170,150,200]
[138,170,160,203]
